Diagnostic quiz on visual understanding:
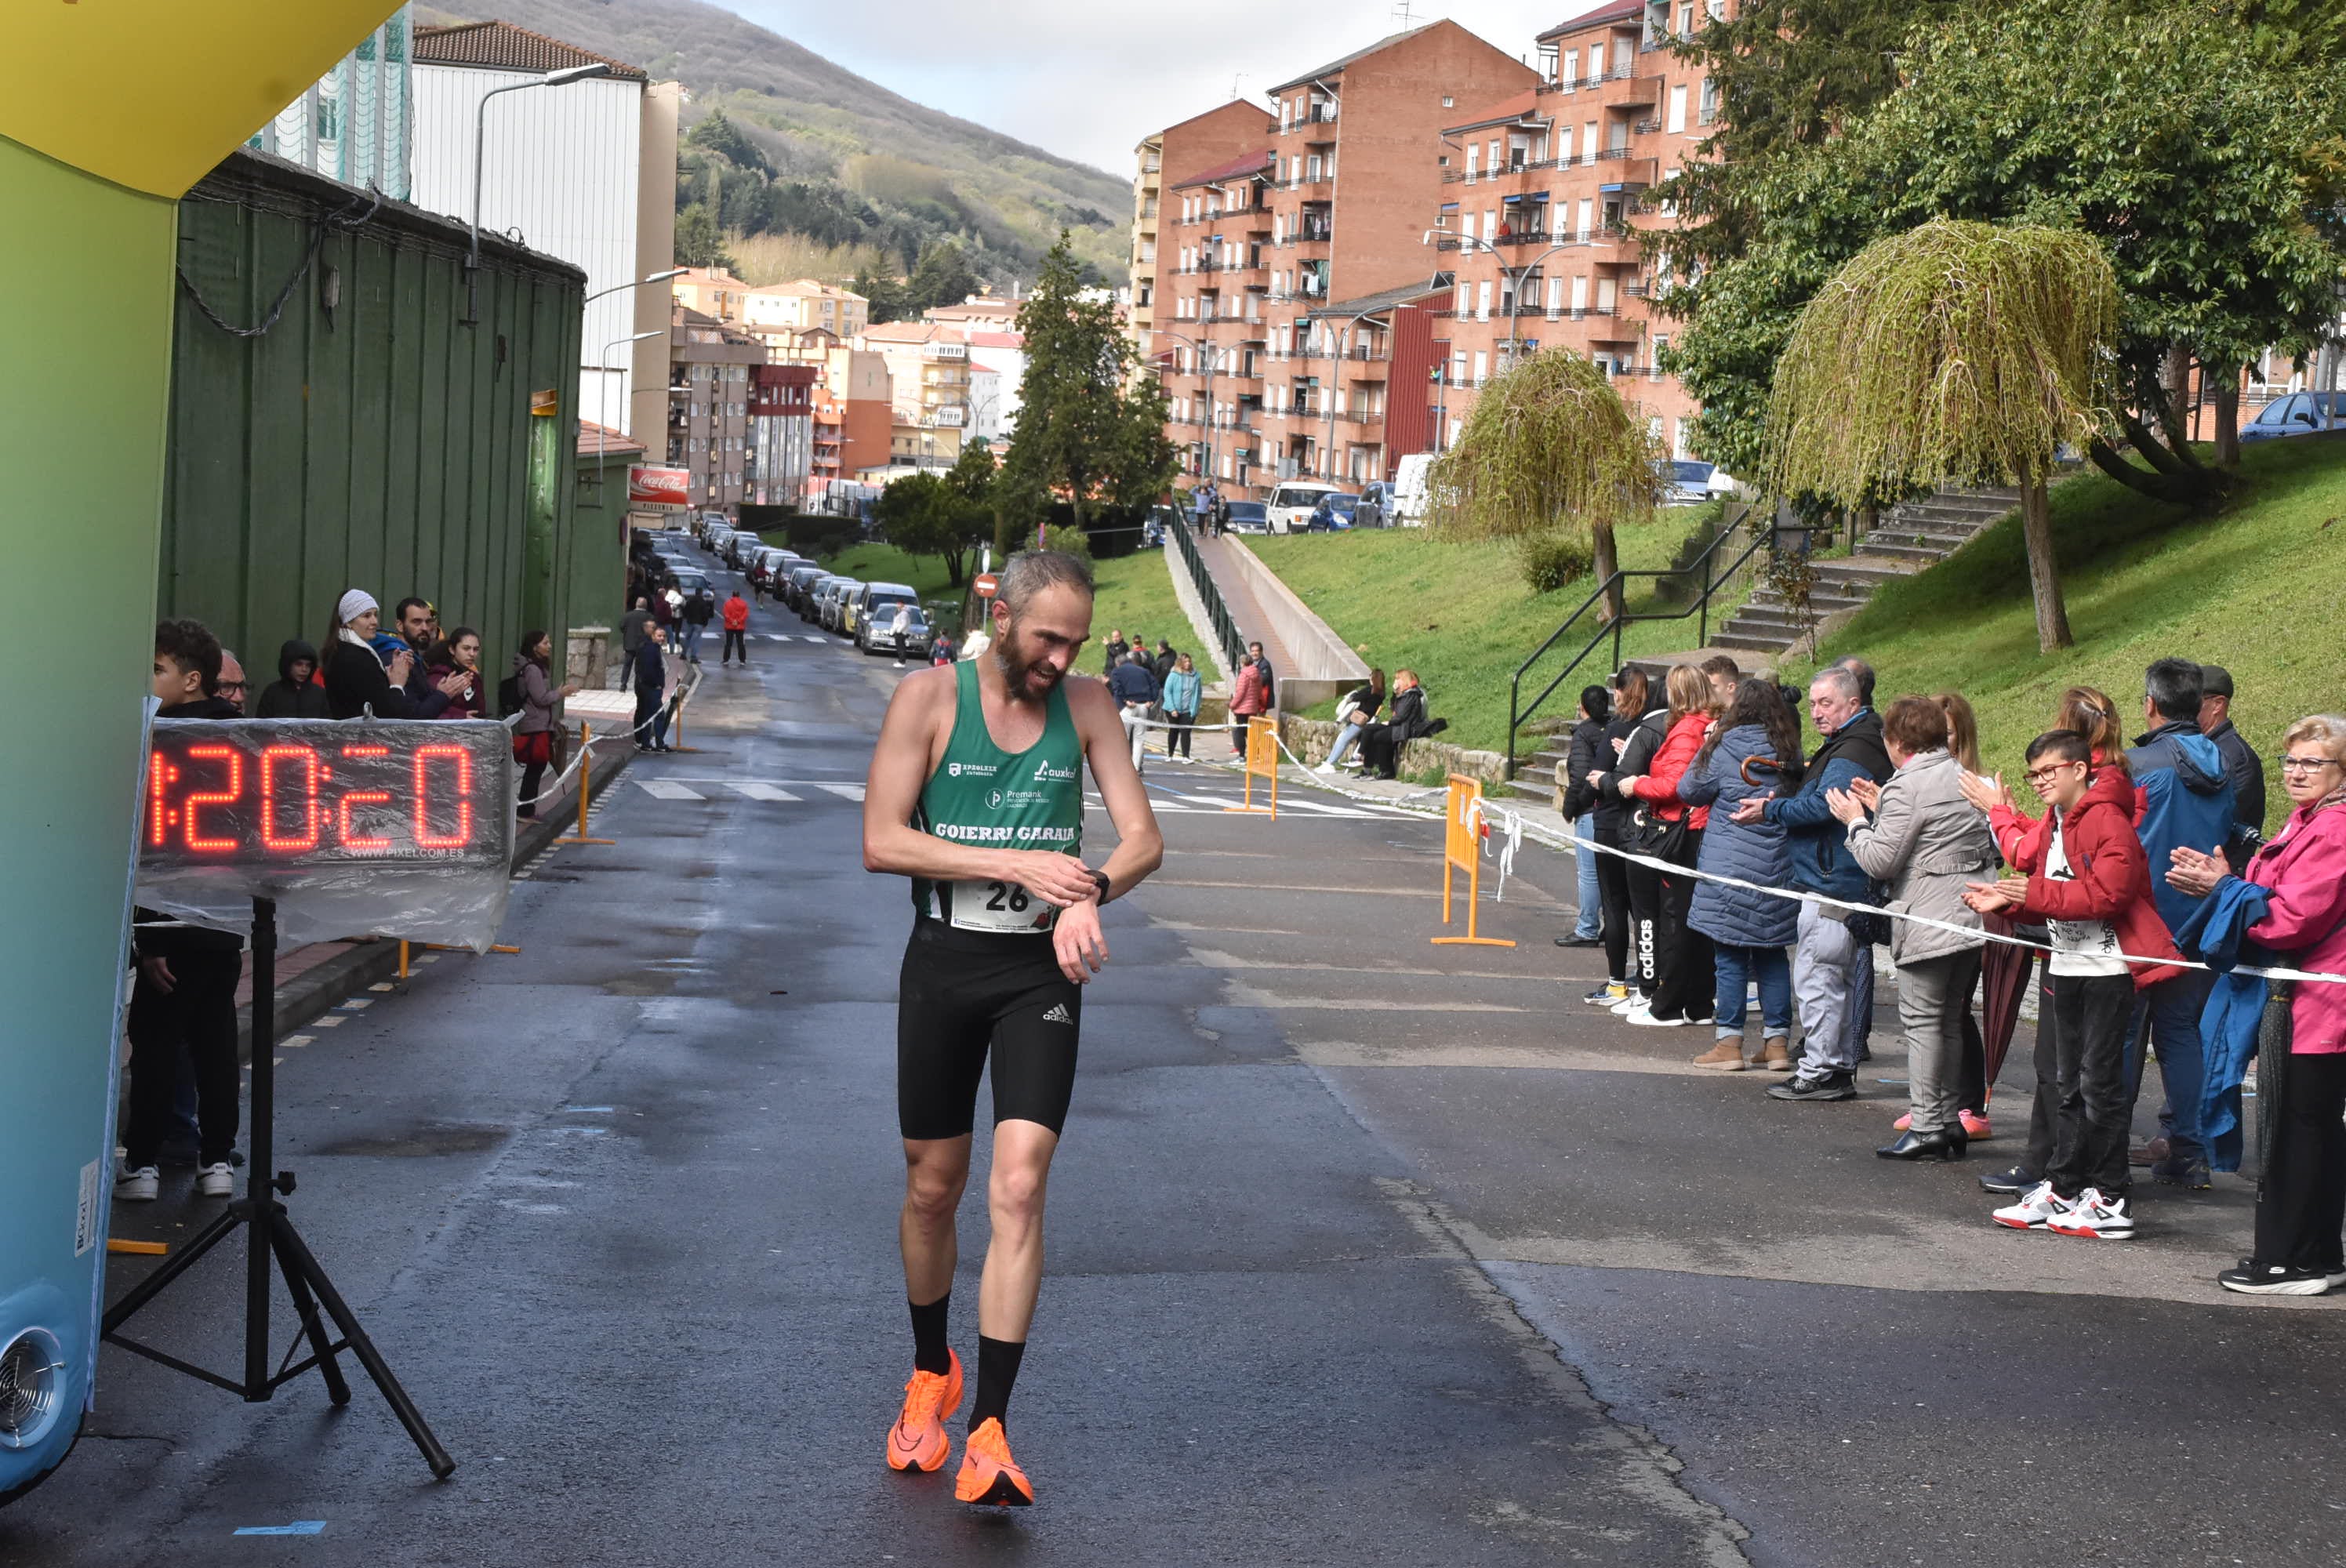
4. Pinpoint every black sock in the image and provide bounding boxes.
[909,1294,951,1376]
[968,1335,1026,1432]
